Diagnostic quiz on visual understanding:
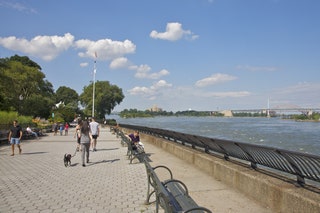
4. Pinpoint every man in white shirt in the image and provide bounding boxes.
[89,117,100,151]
